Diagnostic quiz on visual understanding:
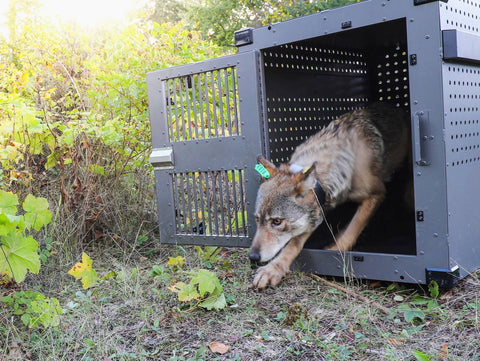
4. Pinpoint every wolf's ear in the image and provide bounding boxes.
[293,162,316,183]
[257,155,278,178]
